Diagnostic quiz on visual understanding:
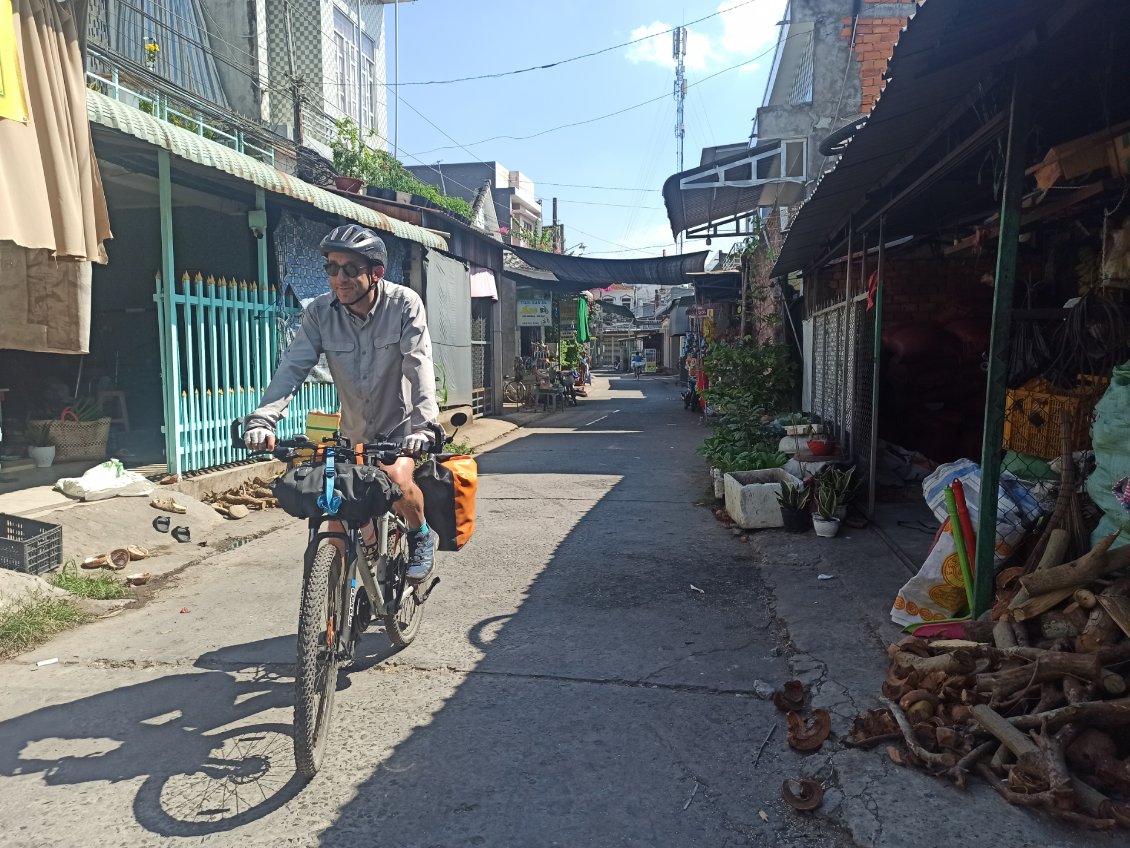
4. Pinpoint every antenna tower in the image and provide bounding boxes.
[673,27,687,175]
